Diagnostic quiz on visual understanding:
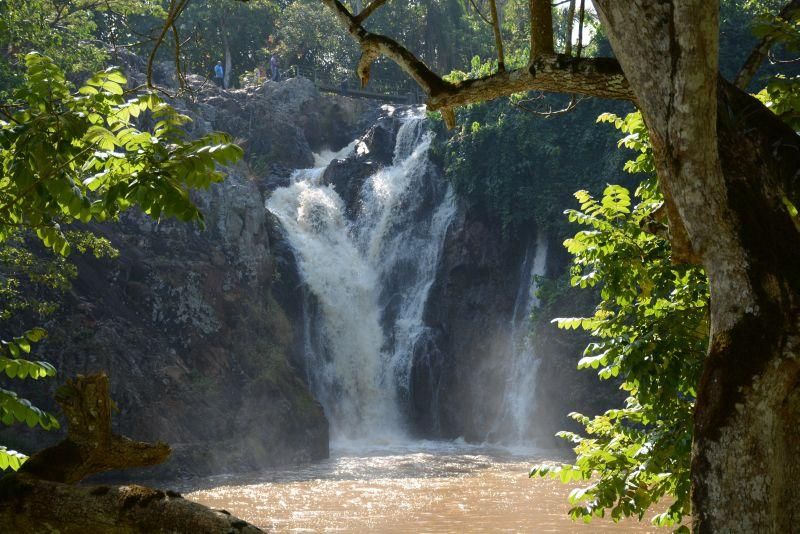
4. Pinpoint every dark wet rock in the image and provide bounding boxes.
[320,106,404,218]
[6,165,329,478]
[321,158,379,219]
[359,114,401,165]
[414,207,530,441]
[413,214,621,446]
